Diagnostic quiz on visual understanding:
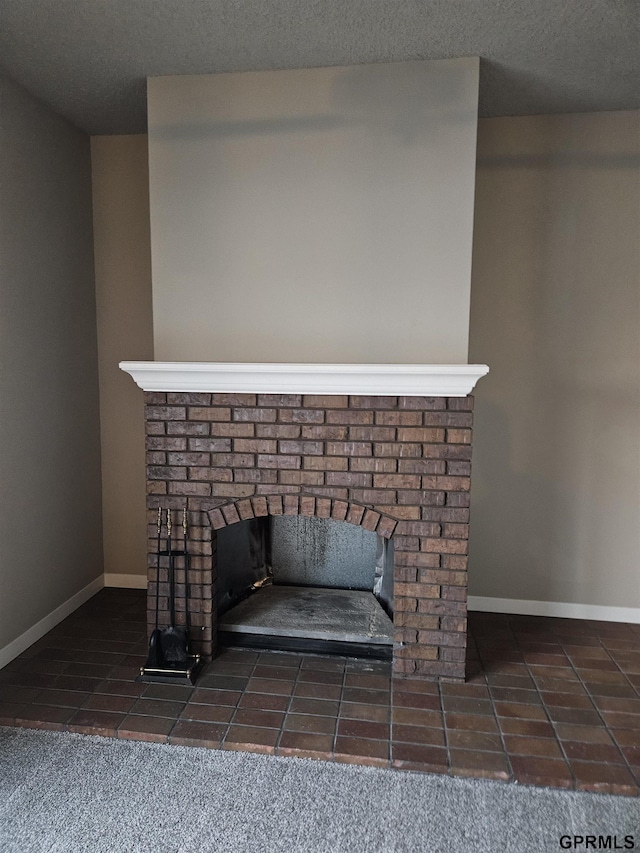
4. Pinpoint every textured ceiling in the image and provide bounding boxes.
[0,0,637,135]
